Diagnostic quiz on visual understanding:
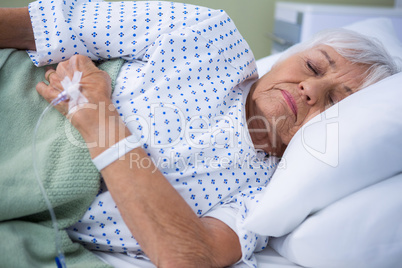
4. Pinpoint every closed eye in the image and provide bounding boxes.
[307,61,319,75]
